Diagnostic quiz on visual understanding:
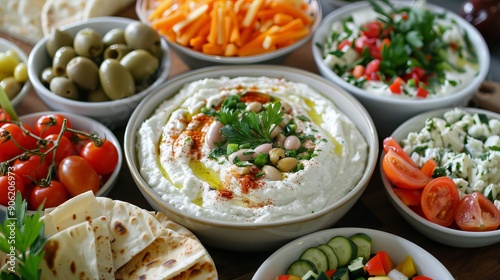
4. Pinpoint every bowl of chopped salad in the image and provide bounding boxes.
[253,227,453,279]
[381,107,500,248]
[312,0,490,138]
